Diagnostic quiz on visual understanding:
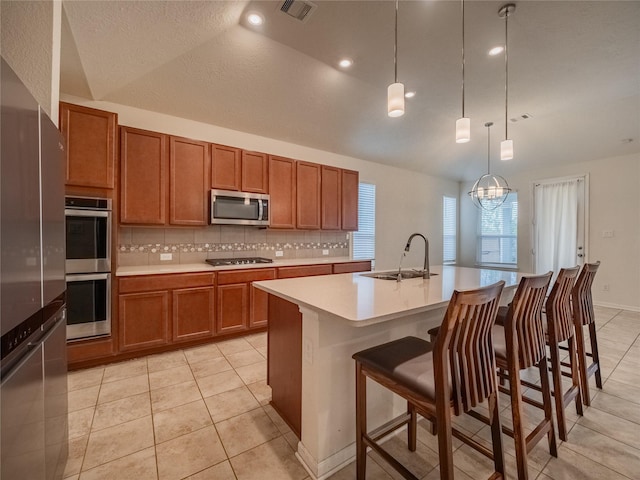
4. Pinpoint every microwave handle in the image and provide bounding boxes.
[258,199,264,221]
